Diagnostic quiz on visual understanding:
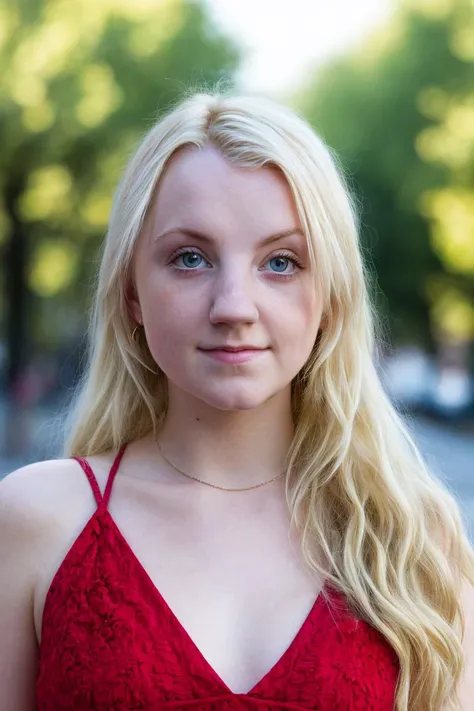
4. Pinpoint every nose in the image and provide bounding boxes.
[209,267,259,326]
